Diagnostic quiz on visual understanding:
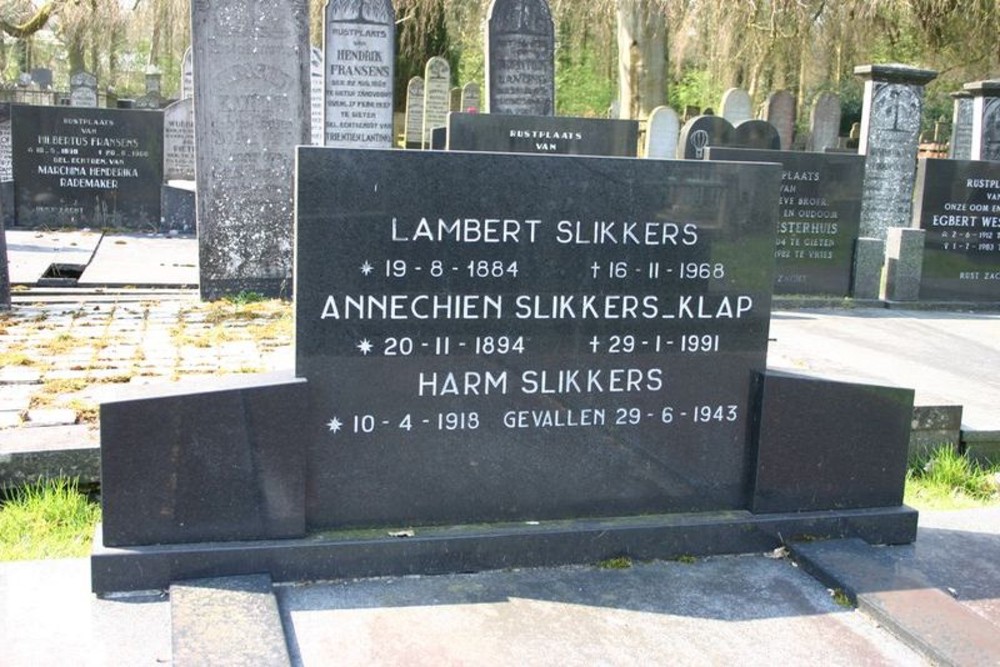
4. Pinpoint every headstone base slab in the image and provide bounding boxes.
[91,506,917,594]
